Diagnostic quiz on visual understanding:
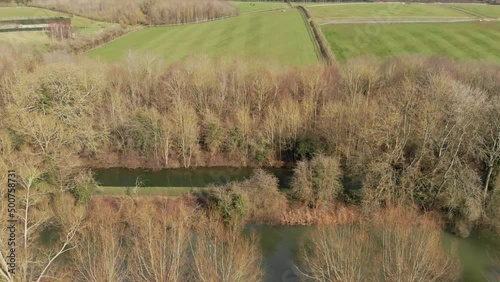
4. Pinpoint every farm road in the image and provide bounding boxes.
[319,18,494,26]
